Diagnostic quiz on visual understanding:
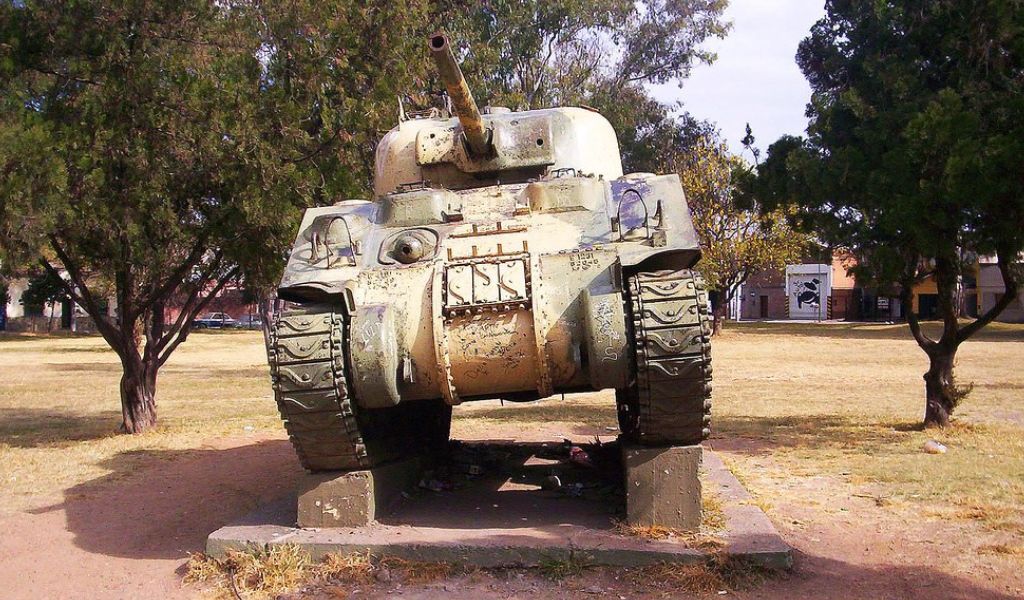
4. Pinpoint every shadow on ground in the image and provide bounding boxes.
[385,440,623,530]
[43,439,300,560]
[0,408,122,448]
[457,401,616,433]
[756,550,1022,600]
[710,413,919,456]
